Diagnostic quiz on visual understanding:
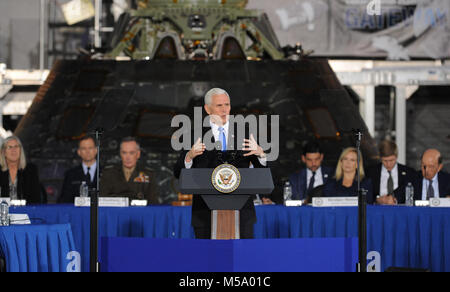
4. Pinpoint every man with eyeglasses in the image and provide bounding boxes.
[59,135,99,203]
[415,149,450,200]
